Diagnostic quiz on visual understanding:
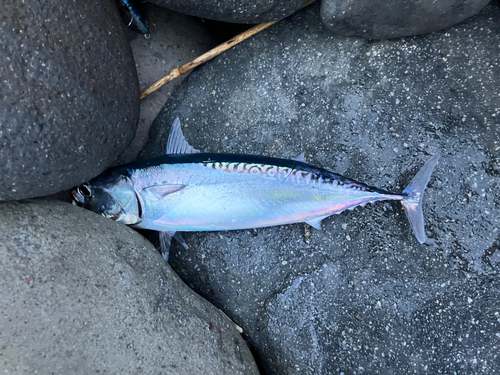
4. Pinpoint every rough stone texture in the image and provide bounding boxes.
[141,2,500,374]
[0,200,259,375]
[0,0,140,201]
[321,0,491,39]
[117,4,218,164]
[147,0,305,23]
